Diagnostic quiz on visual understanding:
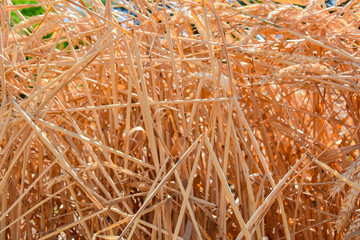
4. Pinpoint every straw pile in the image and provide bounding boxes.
[1,0,360,239]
